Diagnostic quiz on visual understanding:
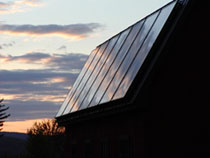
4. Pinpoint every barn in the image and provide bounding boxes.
[56,0,210,157]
